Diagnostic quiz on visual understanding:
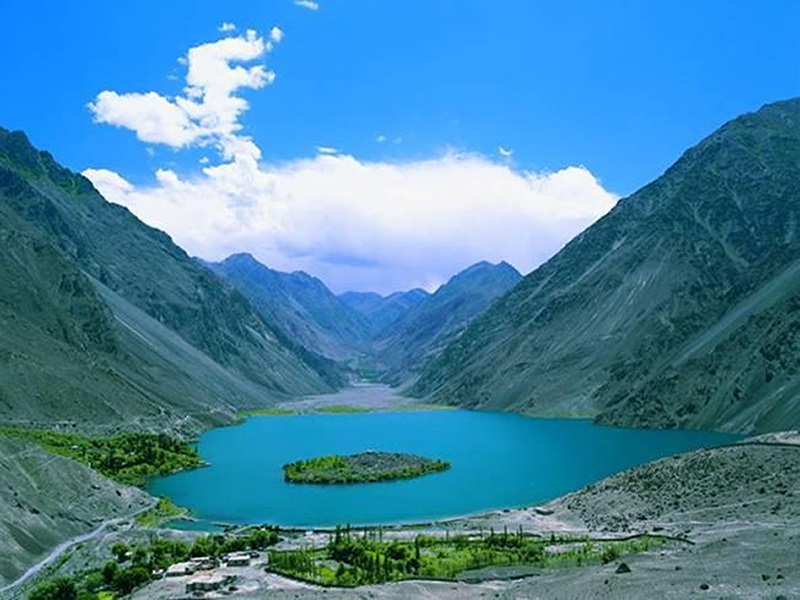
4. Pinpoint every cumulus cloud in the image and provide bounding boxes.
[270,26,284,42]
[84,151,617,293]
[498,146,513,157]
[295,0,320,10]
[88,29,279,160]
[85,26,618,294]
[218,22,236,32]
[376,134,387,143]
